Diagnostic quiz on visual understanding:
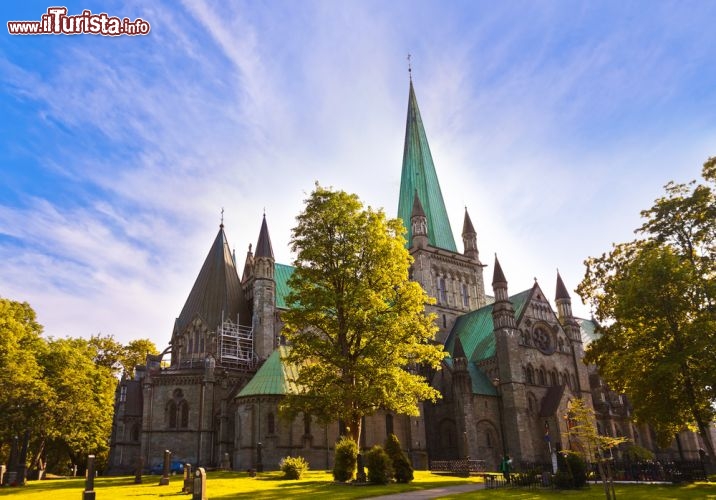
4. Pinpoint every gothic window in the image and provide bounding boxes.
[120,385,127,403]
[194,333,200,354]
[461,283,469,308]
[486,431,492,448]
[166,400,177,429]
[187,334,193,354]
[437,277,447,304]
[267,412,275,434]
[526,365,534,384]
[304,413,311,437]
[179,400,189,428]
[537,368,546,386]
[200,335,205,353]
[386,414,394,436]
